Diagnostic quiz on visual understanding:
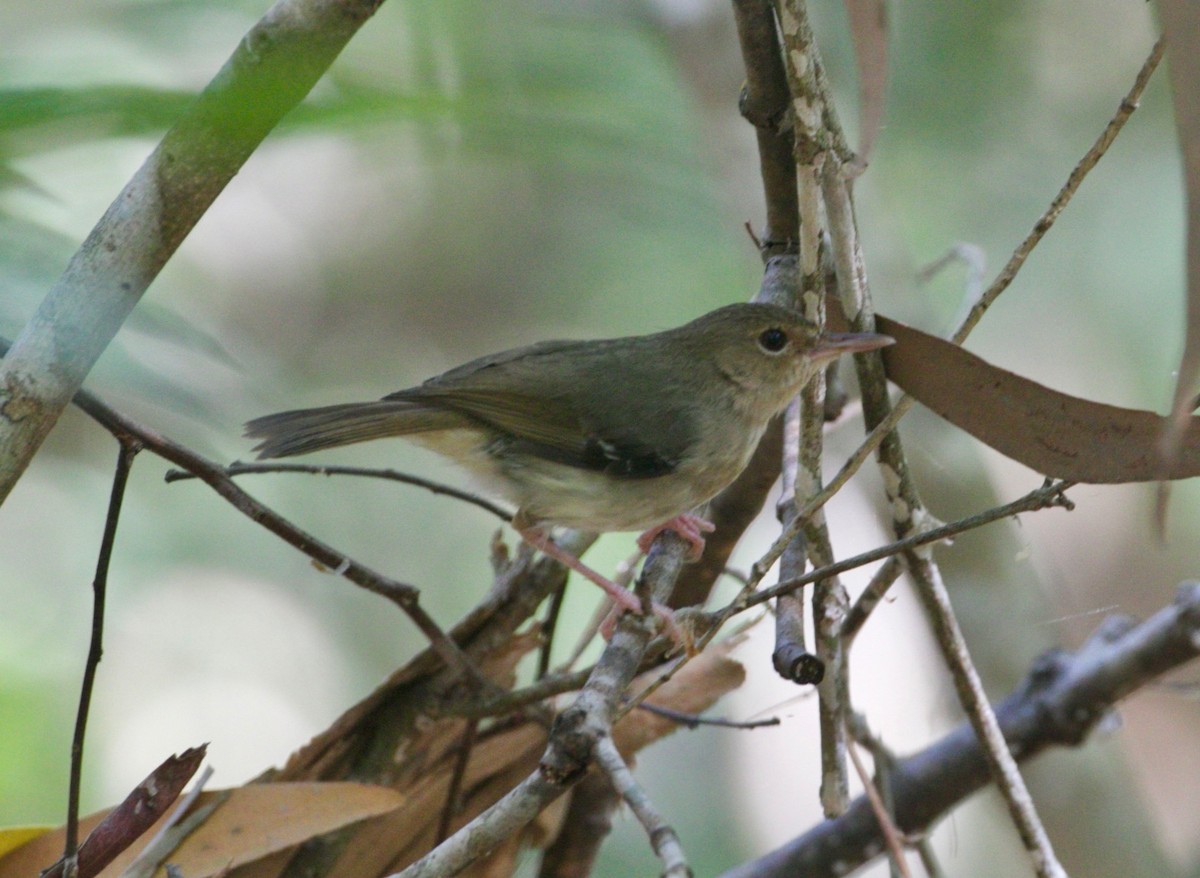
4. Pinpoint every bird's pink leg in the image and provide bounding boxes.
[636,513,716,560]
[518,526,686,646]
